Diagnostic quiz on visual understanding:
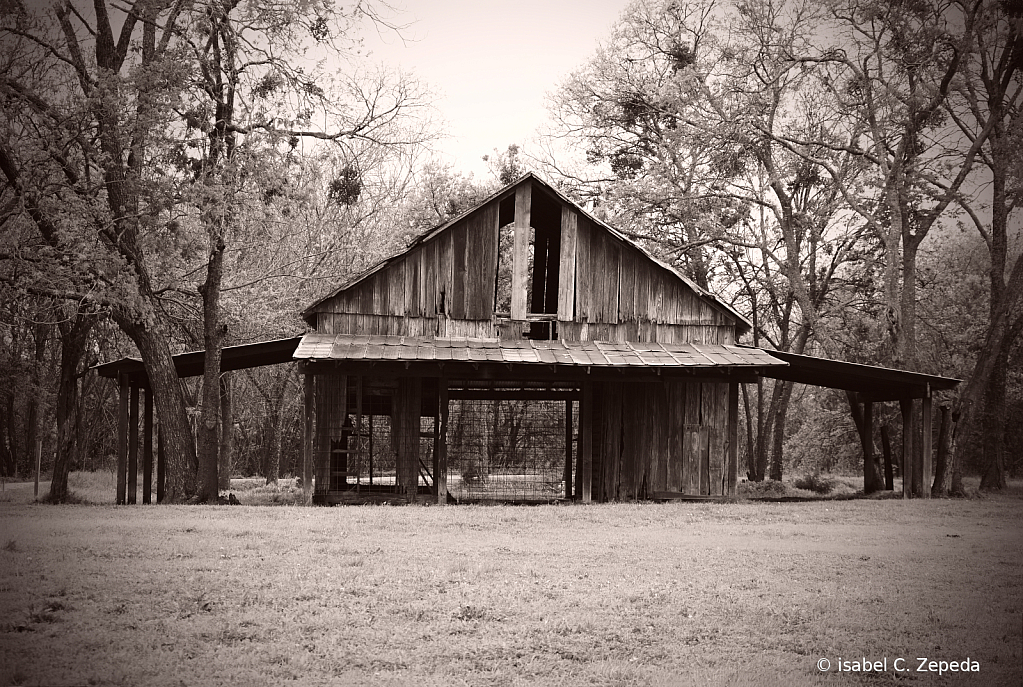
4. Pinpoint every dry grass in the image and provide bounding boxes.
[0,484,1020,687]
